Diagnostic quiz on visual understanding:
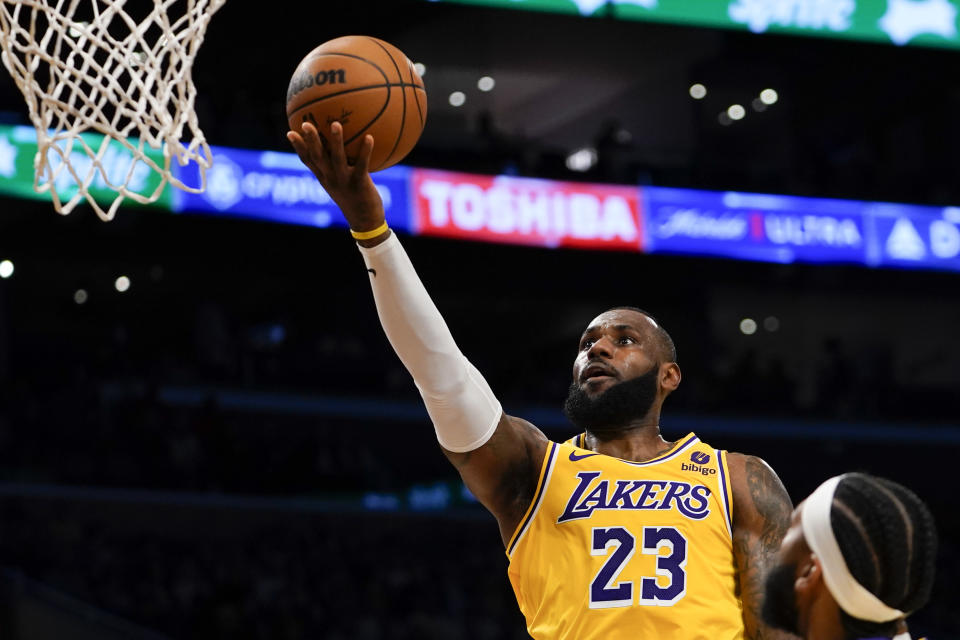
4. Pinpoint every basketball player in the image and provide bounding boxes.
[288,121,797,640]
[762,473,937,640]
